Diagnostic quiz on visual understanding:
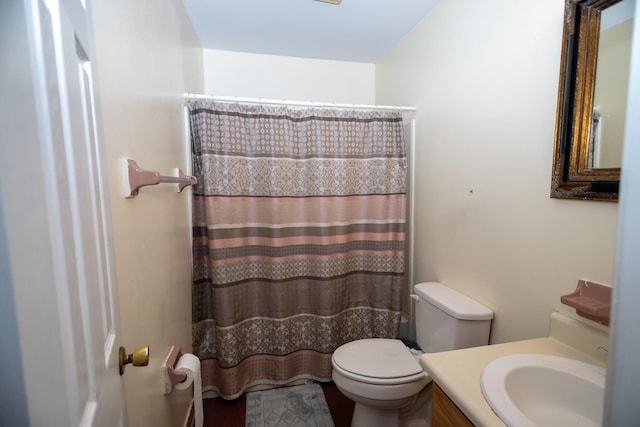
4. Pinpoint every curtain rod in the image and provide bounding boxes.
[183,93,417,112]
